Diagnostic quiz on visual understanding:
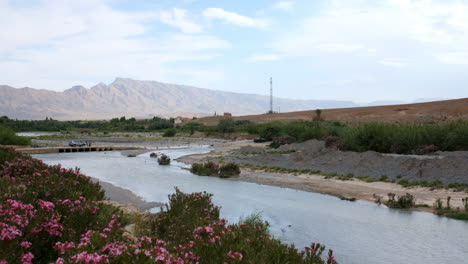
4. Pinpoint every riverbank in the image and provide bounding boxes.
[31,133,467,214]
[176,140,468,214]
[93,178,163,210]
